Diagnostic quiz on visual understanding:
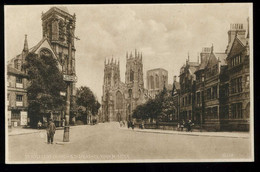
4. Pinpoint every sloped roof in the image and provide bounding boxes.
[188,61,199,67]
[198,53,210,71]
[7,66,27,76]
[226,34,248,55]
[189,66,198,75]
[29,37,48,53]
[237,36,248,47]
[55,6,70,14]
[215,52,227,66]
[225,37,235,55]
[8,37,61,71]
